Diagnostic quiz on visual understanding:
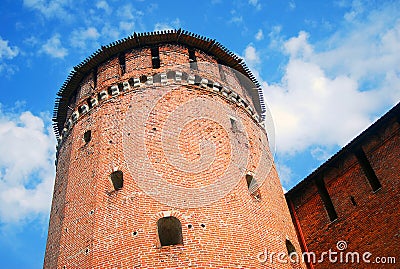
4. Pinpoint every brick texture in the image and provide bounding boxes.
[287,116,400,269]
